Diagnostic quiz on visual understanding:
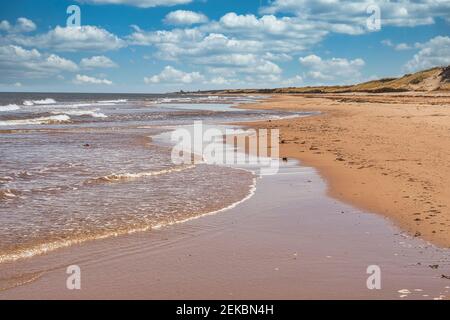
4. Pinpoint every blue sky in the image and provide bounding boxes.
[0,0,449,93]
